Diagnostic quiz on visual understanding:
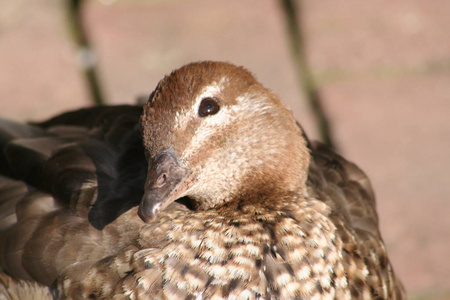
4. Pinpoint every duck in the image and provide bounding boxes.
[0,61,404,299]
